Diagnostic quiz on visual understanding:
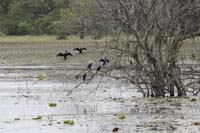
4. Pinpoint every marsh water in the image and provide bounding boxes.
[0,43,199,133]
